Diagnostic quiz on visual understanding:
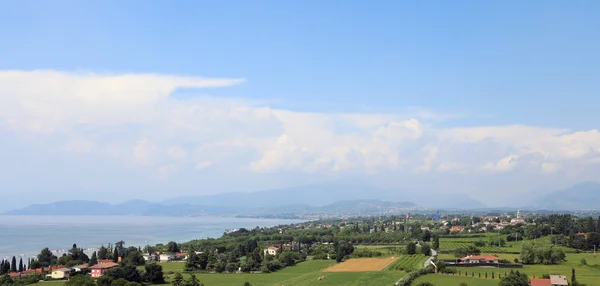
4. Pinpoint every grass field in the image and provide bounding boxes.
[445,252,600,286]
[160,260,405,286]
[413,274,498,286]
[322,258,397,272]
